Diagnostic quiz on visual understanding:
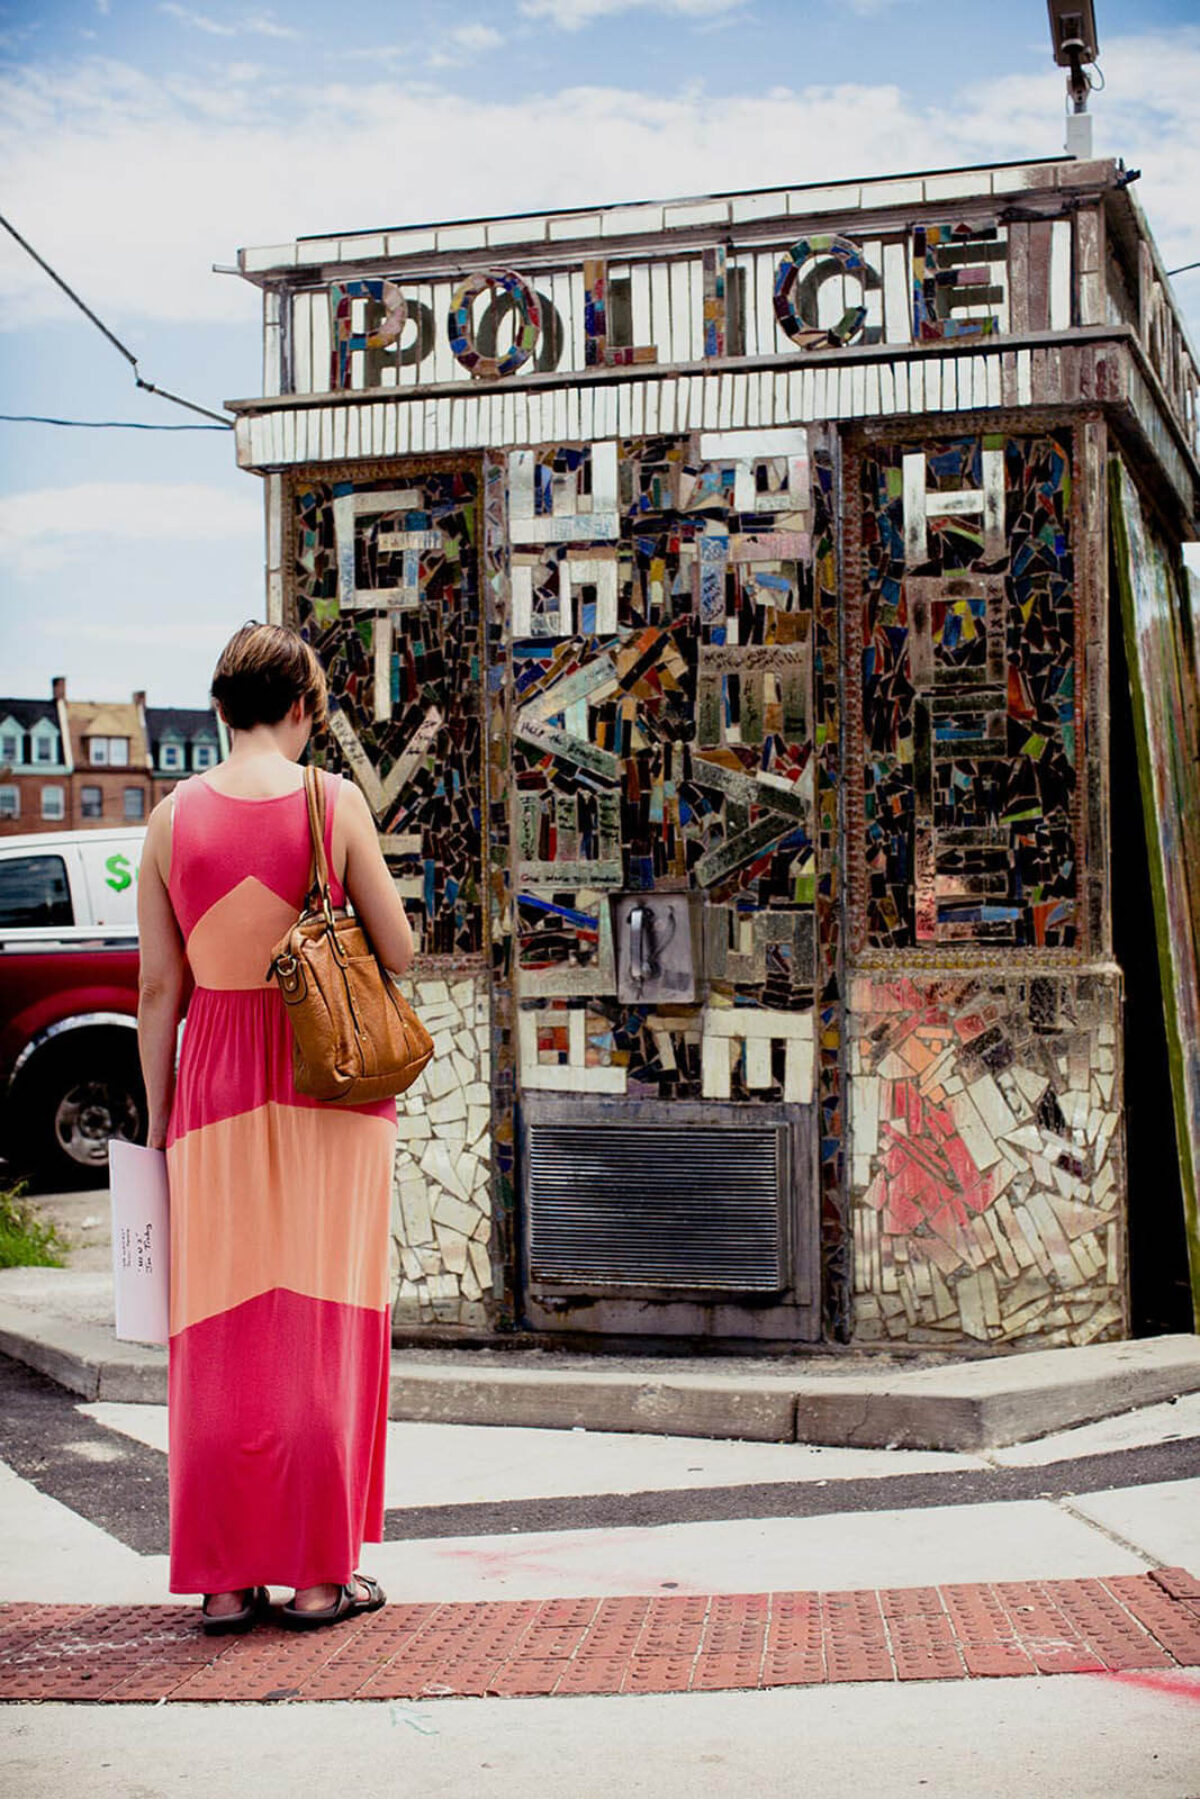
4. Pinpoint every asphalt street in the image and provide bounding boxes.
[3,1352,1199,1550]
